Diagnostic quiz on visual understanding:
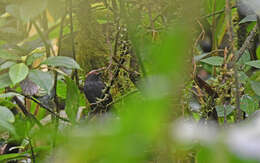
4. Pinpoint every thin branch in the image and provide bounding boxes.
[28,137,35,163]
